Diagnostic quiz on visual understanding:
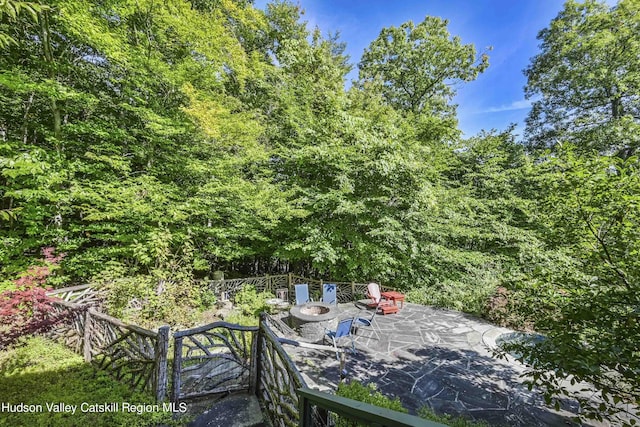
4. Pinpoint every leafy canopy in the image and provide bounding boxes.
[524,0,640,157]
[358,16,489,117]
